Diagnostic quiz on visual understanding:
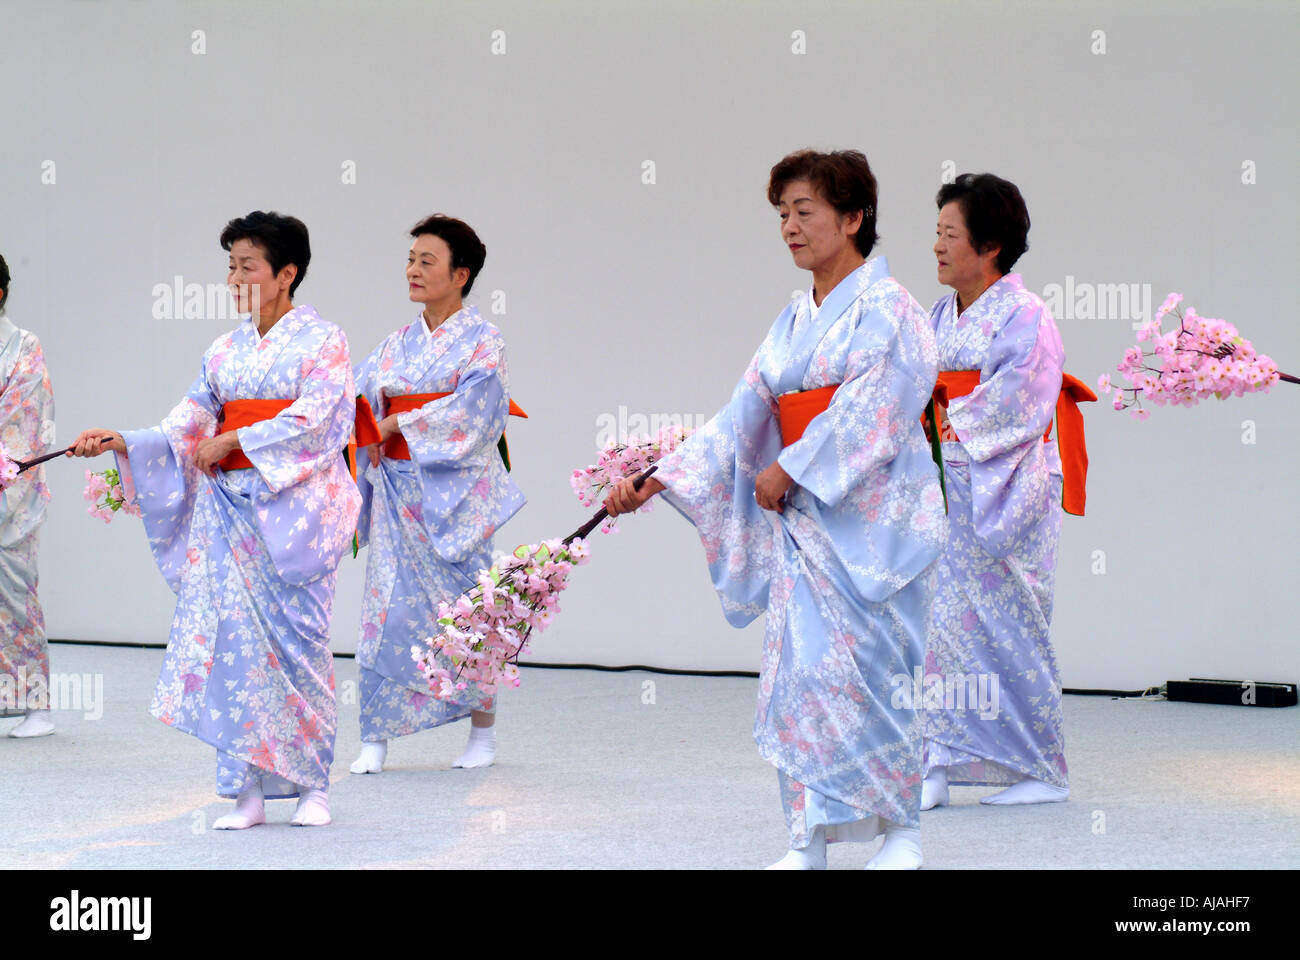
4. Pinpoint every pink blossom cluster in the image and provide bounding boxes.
[412,537,592,698]
[569,424,691,533]
[1098,293,1280,419]
[0,444,18,489]
[84,468,141,523]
